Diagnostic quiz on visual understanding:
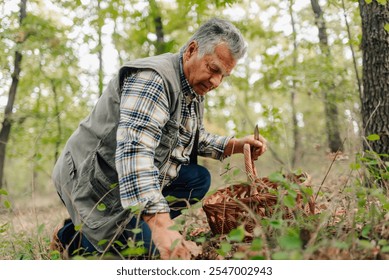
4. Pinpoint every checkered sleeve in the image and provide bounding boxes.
[198,124,233,161]
[115,70,171,214]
